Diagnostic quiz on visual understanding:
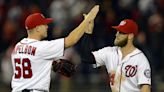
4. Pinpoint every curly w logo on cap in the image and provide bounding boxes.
[119,21,126,26]
[112,19,138,36]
